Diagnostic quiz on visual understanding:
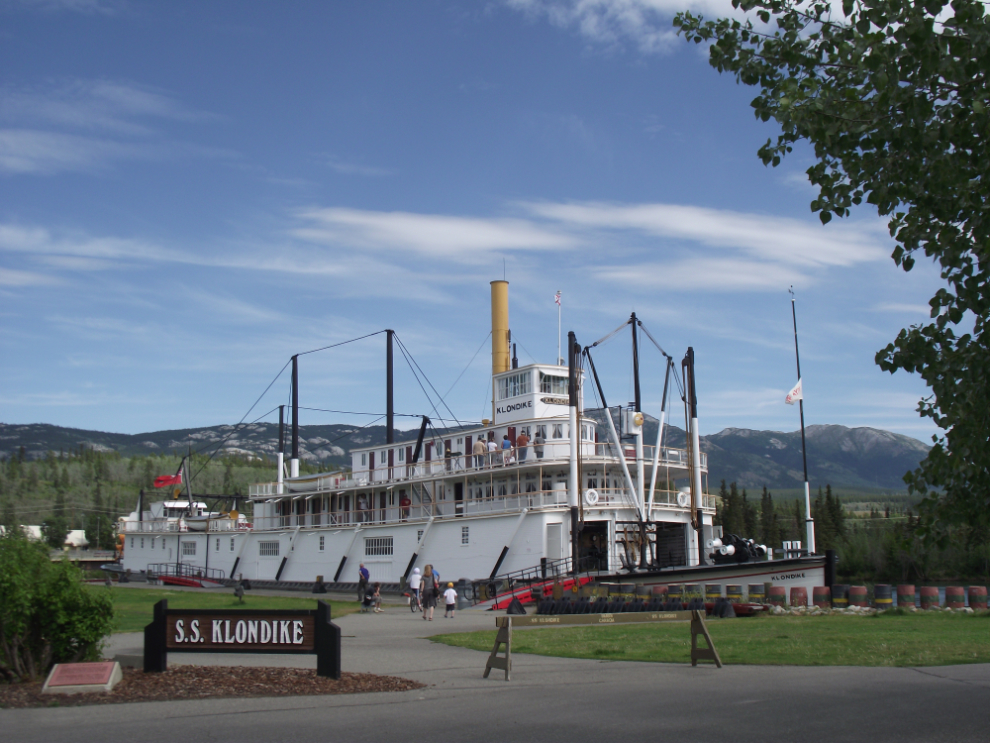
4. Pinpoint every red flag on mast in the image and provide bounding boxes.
[153,472,183,488]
